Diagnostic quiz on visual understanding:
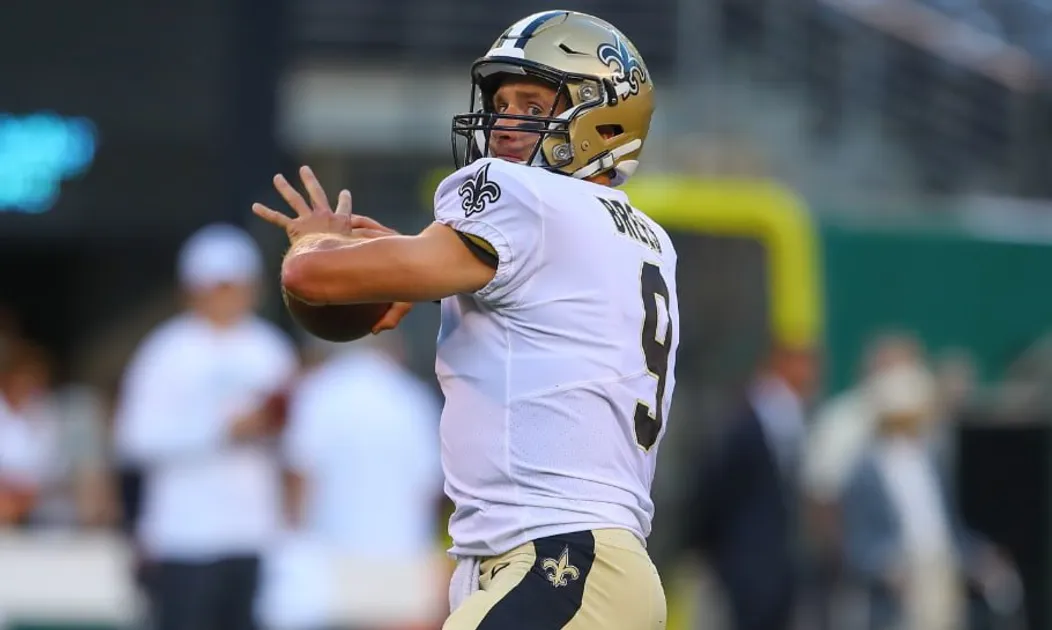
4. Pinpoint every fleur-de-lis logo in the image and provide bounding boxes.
[458,162,502,217]
[541,546,580,588]
[597,36,647,100]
